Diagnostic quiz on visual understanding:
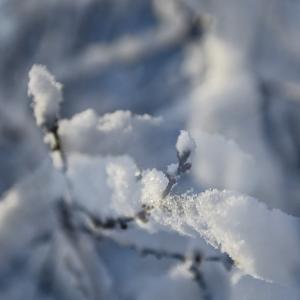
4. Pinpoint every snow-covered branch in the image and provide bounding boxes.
[24,63,300,300]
